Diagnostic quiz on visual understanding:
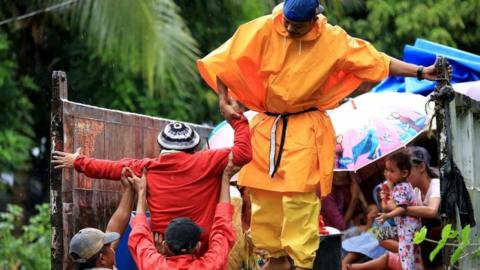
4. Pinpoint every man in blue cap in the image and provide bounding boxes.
[282,0,324,38]
[197,1,450,269]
